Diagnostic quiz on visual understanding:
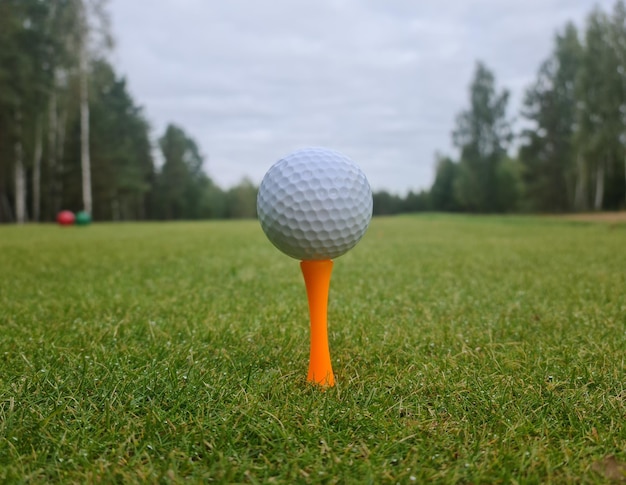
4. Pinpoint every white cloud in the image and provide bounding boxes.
[110,0,615,193]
